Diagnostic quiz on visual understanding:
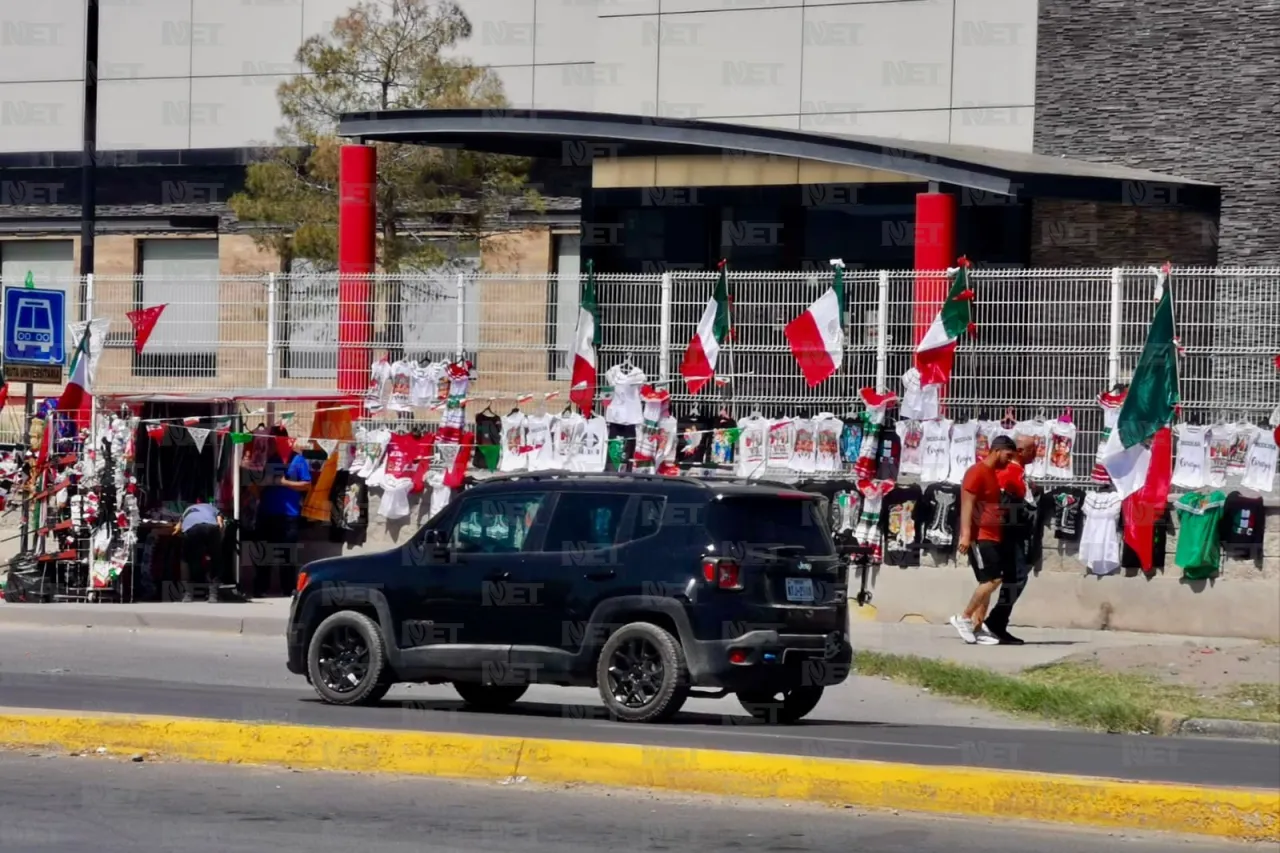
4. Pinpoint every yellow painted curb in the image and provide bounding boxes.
[849,603,879,622]
[1,709,1276,843]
